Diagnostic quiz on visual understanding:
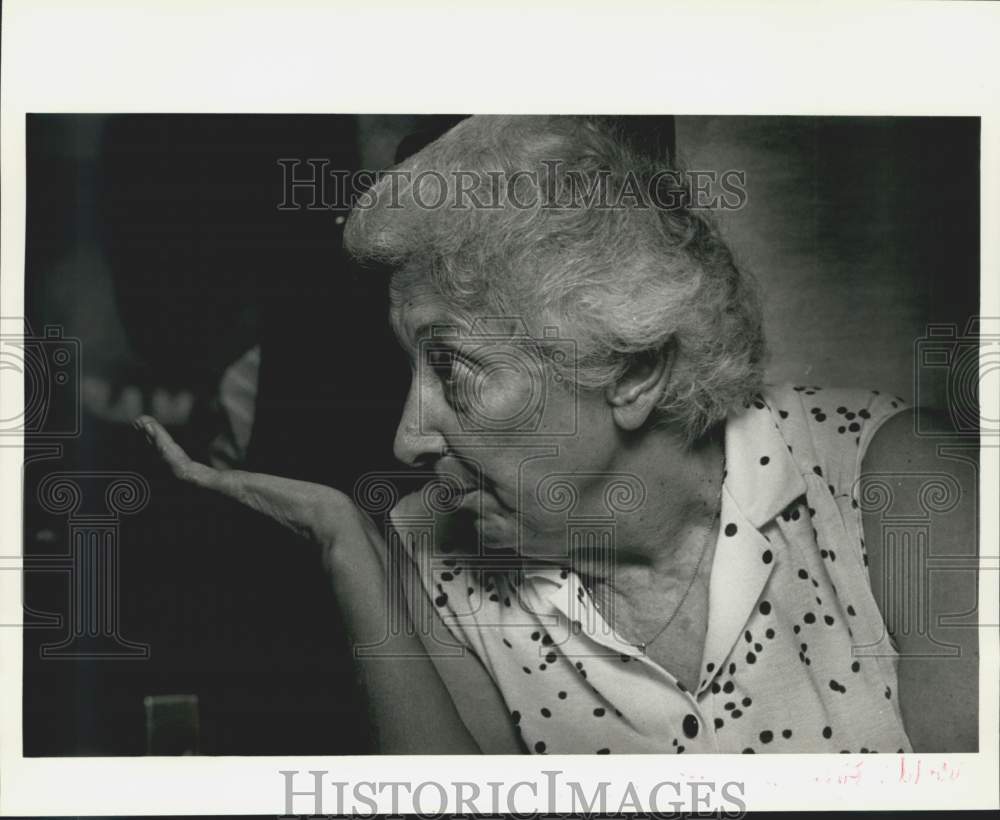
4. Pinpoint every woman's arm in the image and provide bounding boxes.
[134,415,483,754]
[861,409,979,752]
[392,530,525,753]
